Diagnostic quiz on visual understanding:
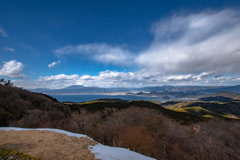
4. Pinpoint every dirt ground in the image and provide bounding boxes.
[0,130,100,160]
